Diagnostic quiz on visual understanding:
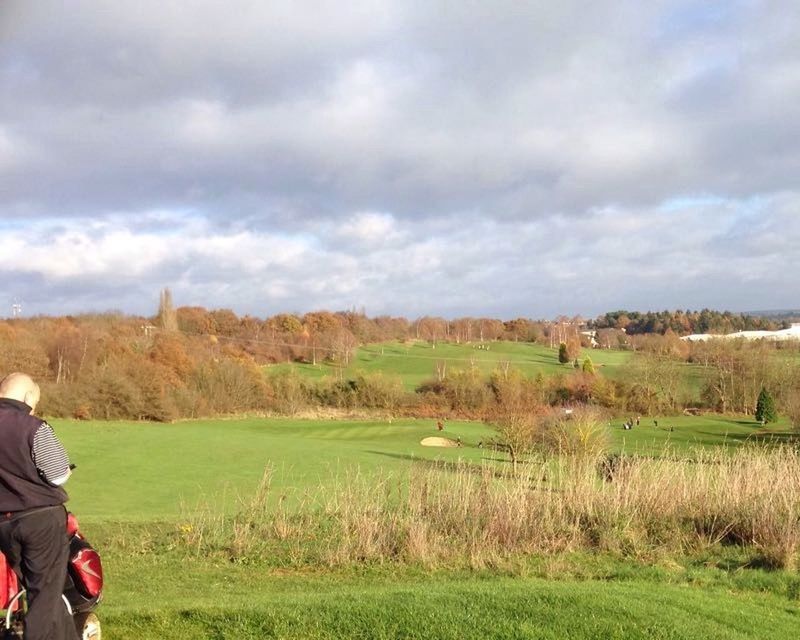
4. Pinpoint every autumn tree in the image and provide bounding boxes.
[176,306,216,335]
[625,352,684,414]
[786,388,800,431]
[698,340,777,414]
[413,316,448,347]
[302,311,341,365]
[209,309,240,337]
